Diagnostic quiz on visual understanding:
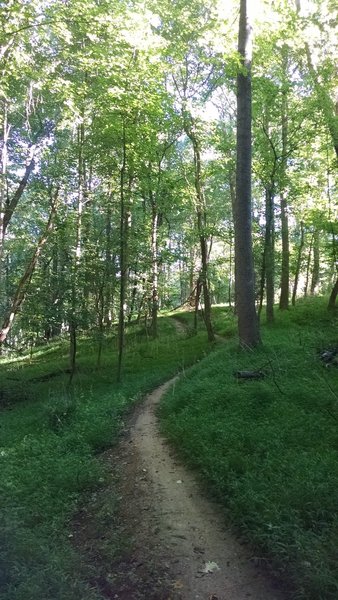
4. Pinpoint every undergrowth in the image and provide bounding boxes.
[1,299,337,599]
[160,297,338,600]
[0,317,211,600]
